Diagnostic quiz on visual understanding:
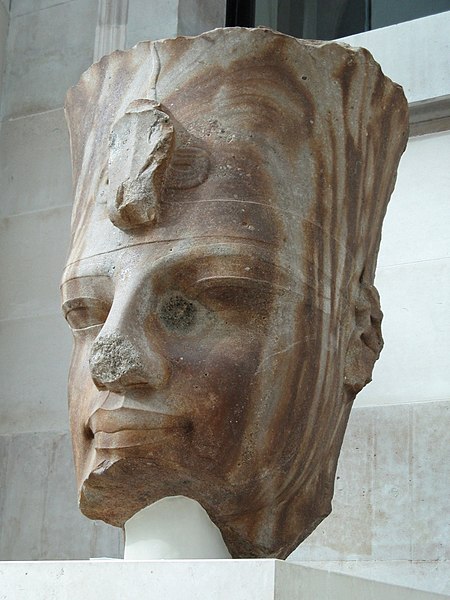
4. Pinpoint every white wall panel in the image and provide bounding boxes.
[126,0,178,48]
[0,1,8,101]
[1,0,97,118]
[356,130,450,407]
[0,314,72,433]
[0,109,72,218]
[0,206,72,320]
[377,131,450,269]
[340,11,450,104]
[0,432,122,559]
